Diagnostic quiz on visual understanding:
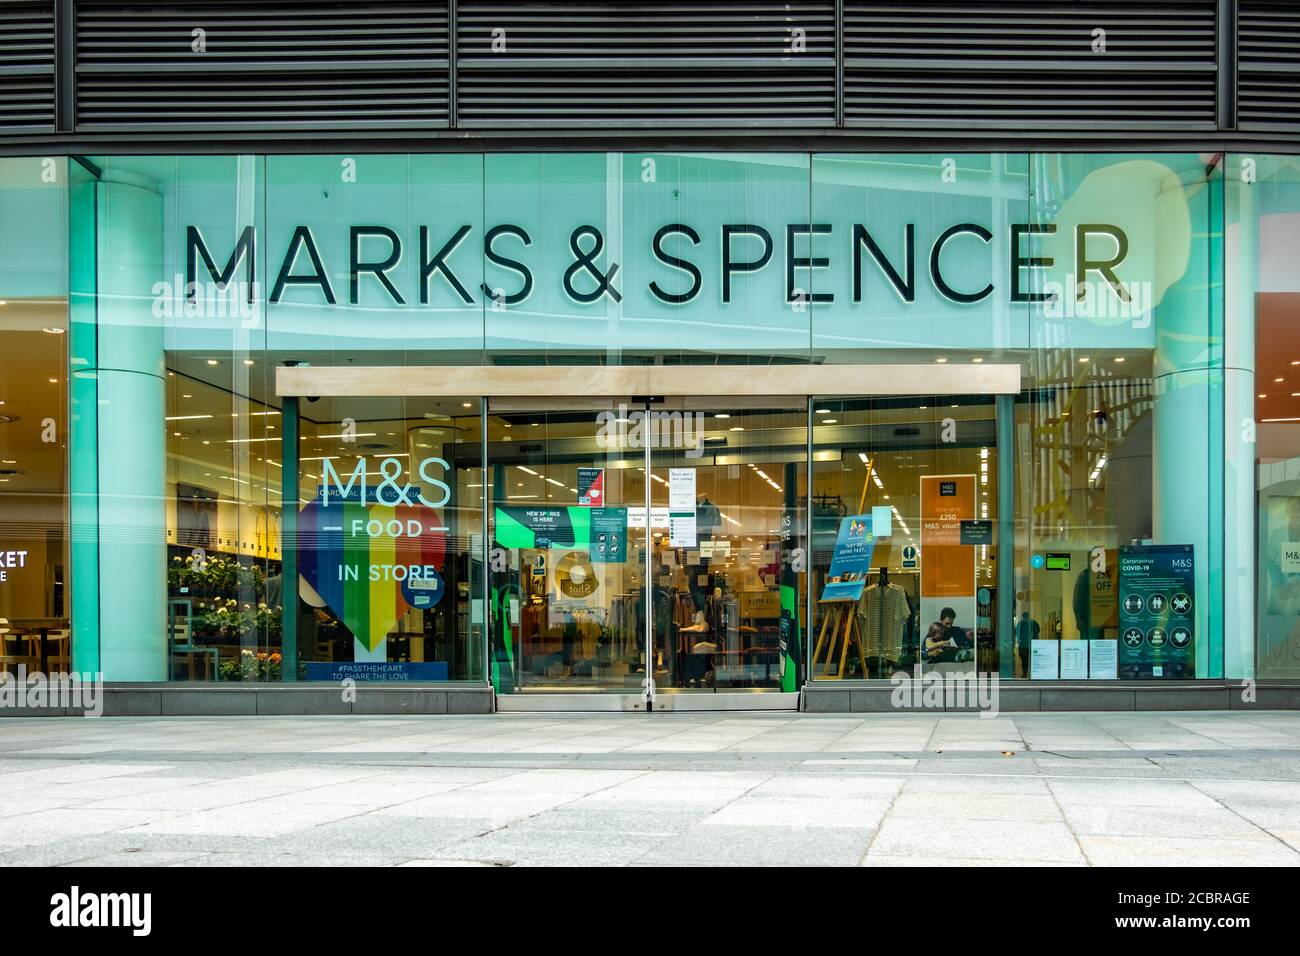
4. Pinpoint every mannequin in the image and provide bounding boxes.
[696,495,722,539]
[857,565,911,674]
